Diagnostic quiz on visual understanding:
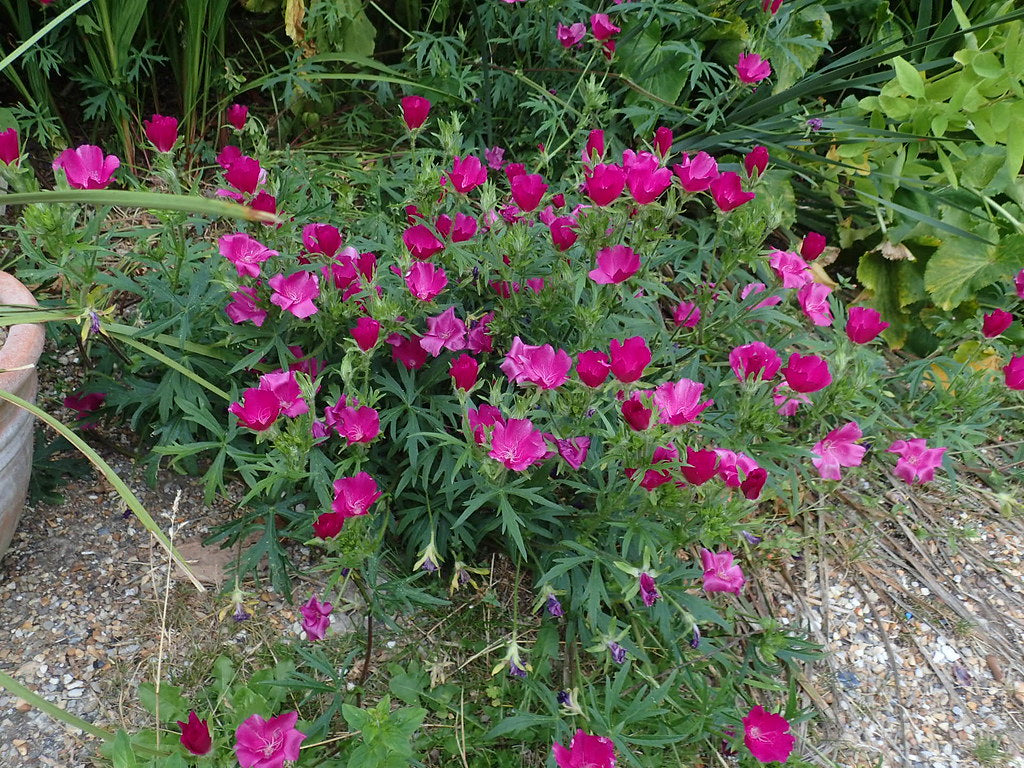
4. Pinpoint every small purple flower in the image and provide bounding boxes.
[639,572,660,607]
[742,530,762,545]
[585,408,597,418]
[421,557,438,573]
[690,626,701,648]
[484,145,505,169]
[89,311,101,334]
[556,690,571,706]
[509,659,528,678]
[608,642,627,664]
[806,117,823,132]
[546,594,564,617]
[233,604,251,622]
